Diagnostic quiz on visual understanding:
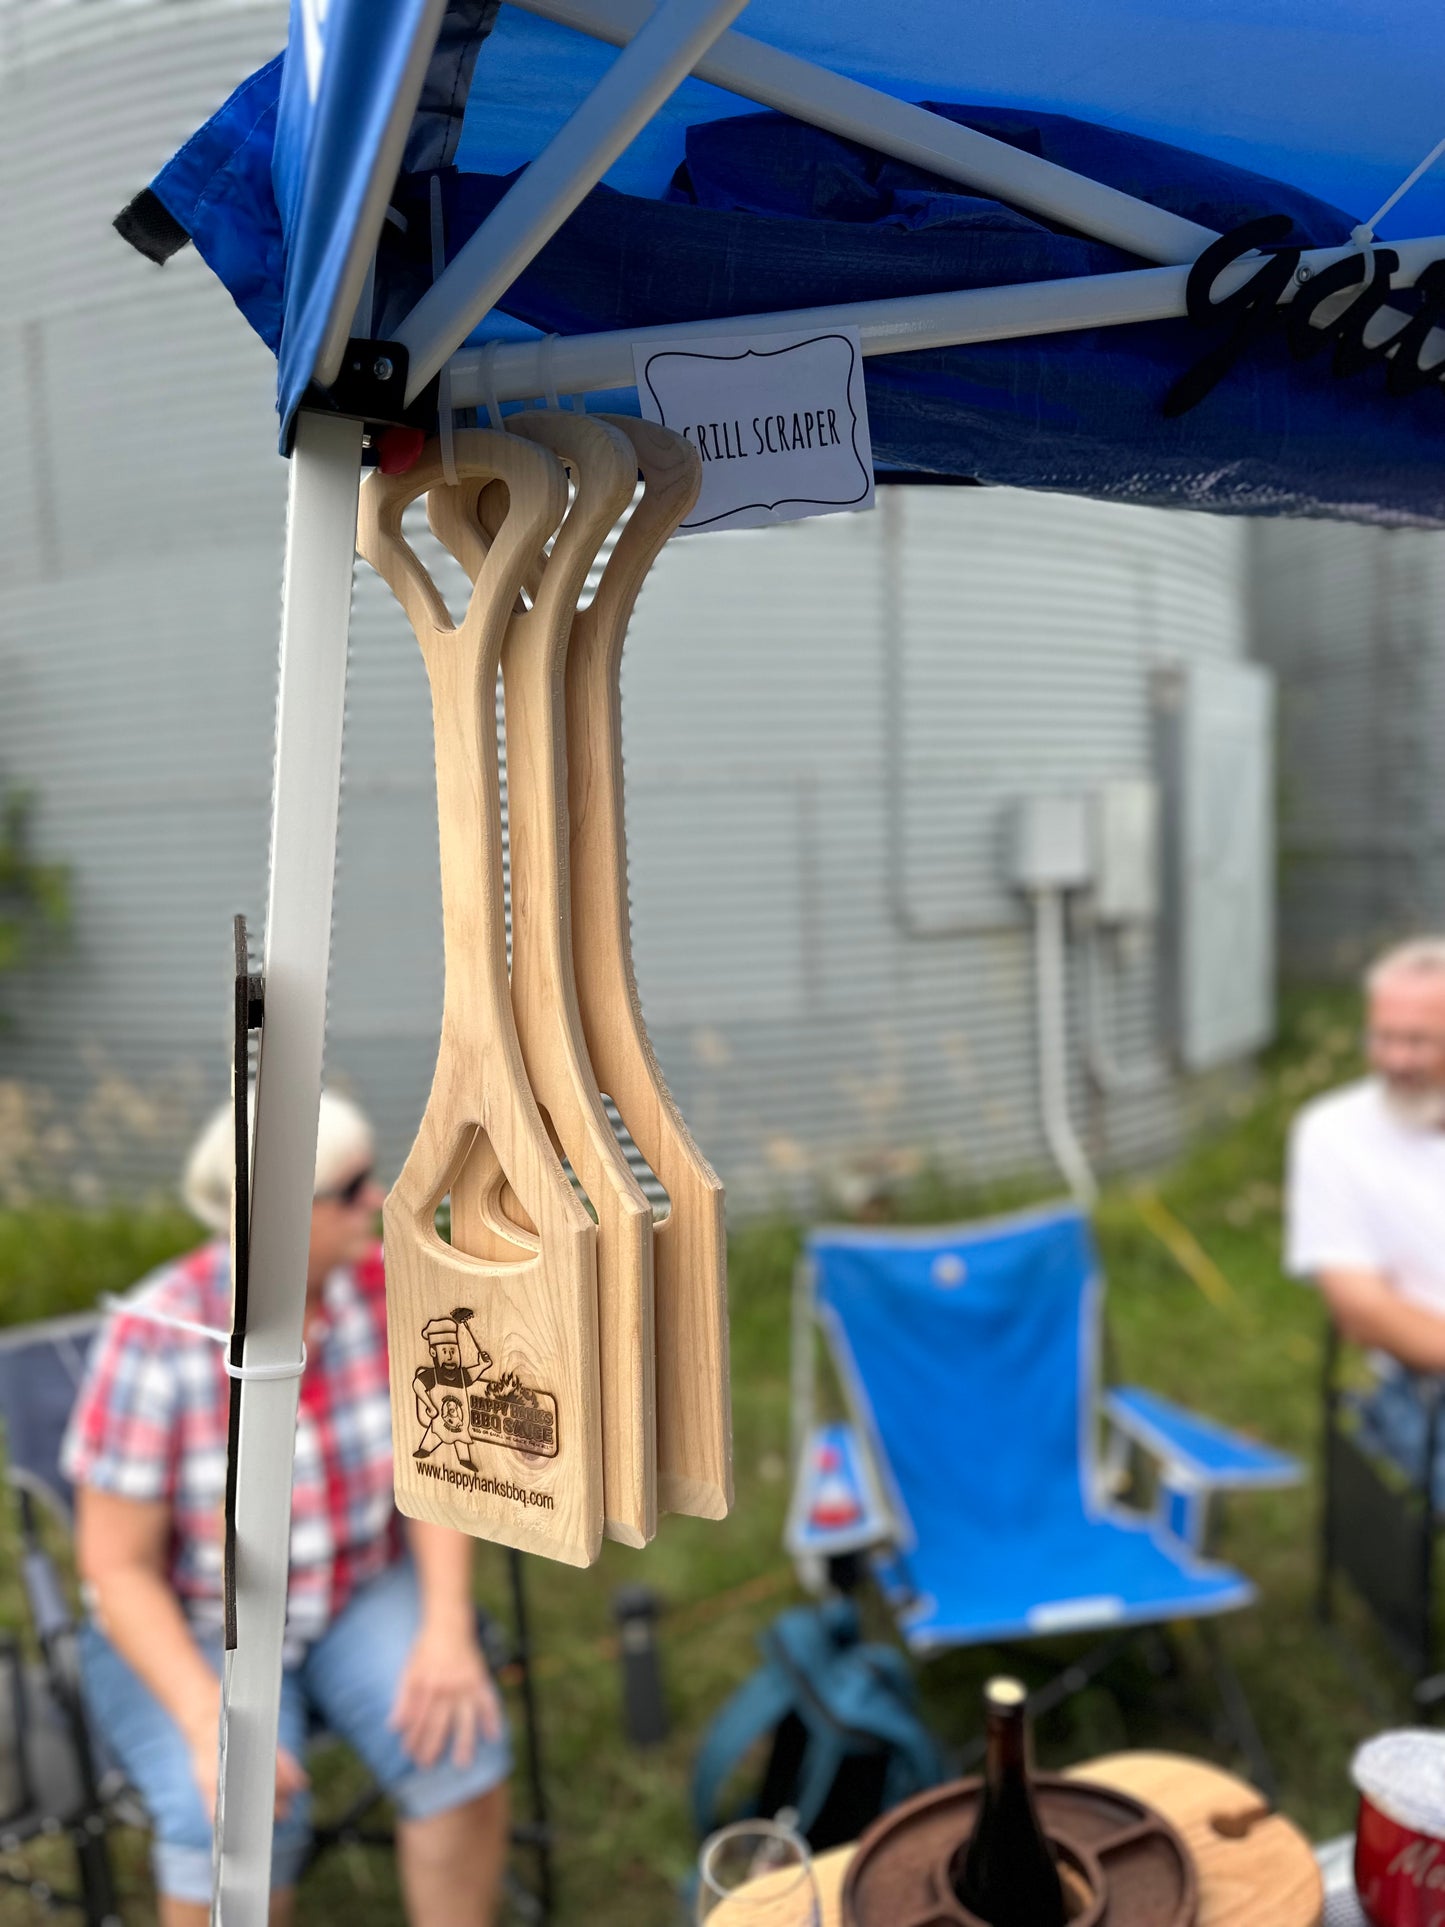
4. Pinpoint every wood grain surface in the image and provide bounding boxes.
[430,411,660,1547]
[711,1753,1323,1927]
[1068,1754,1322,1927]
[568,417,732,1523]
[357,432,605,1567]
